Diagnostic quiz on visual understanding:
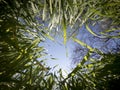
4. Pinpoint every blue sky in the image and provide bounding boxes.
[39,37,74,75]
